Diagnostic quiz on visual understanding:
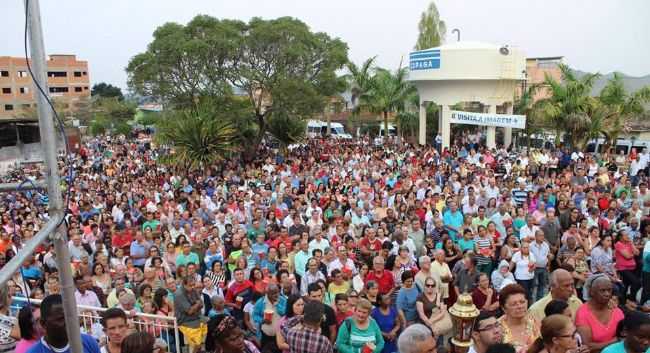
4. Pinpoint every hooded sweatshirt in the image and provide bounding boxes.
[491,260,515,292]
